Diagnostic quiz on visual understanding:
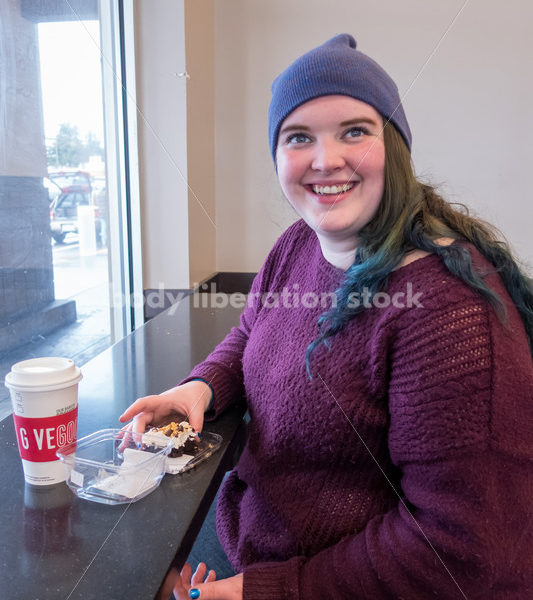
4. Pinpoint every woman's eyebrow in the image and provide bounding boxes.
[279,117,380,136]
[339,117,380,127]
[279,124,311,135]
